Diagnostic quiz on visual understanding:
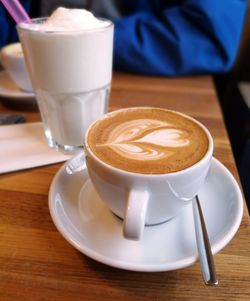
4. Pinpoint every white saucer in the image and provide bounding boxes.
[0,70,35,100]
[49,154,243,272]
